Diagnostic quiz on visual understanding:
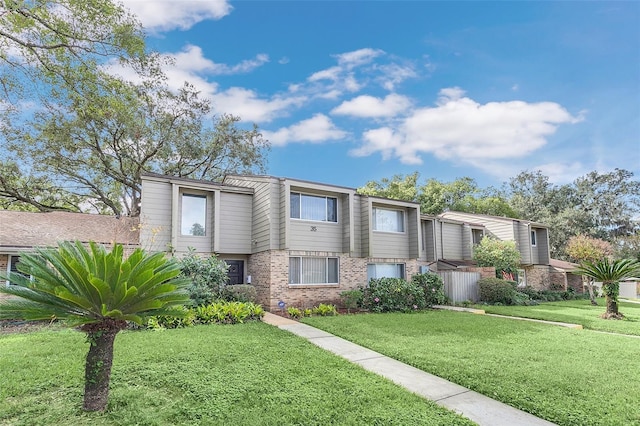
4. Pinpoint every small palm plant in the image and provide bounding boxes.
[574,258,640,319]
[0,241,189,411]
